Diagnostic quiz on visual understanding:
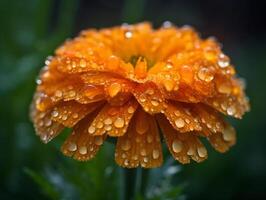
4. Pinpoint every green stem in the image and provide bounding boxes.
[120,167,150,200]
